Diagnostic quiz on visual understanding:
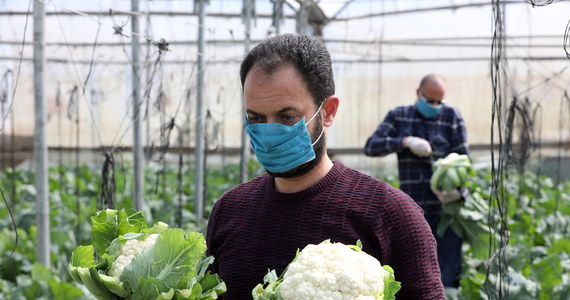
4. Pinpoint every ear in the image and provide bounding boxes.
[322,96,339,127]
